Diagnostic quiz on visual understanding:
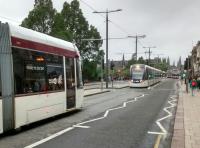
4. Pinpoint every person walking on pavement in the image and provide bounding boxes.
[191,78,197,96]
